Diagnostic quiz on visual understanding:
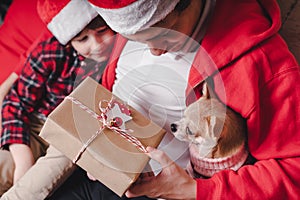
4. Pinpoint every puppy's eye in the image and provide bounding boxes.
[186,127,194,135]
